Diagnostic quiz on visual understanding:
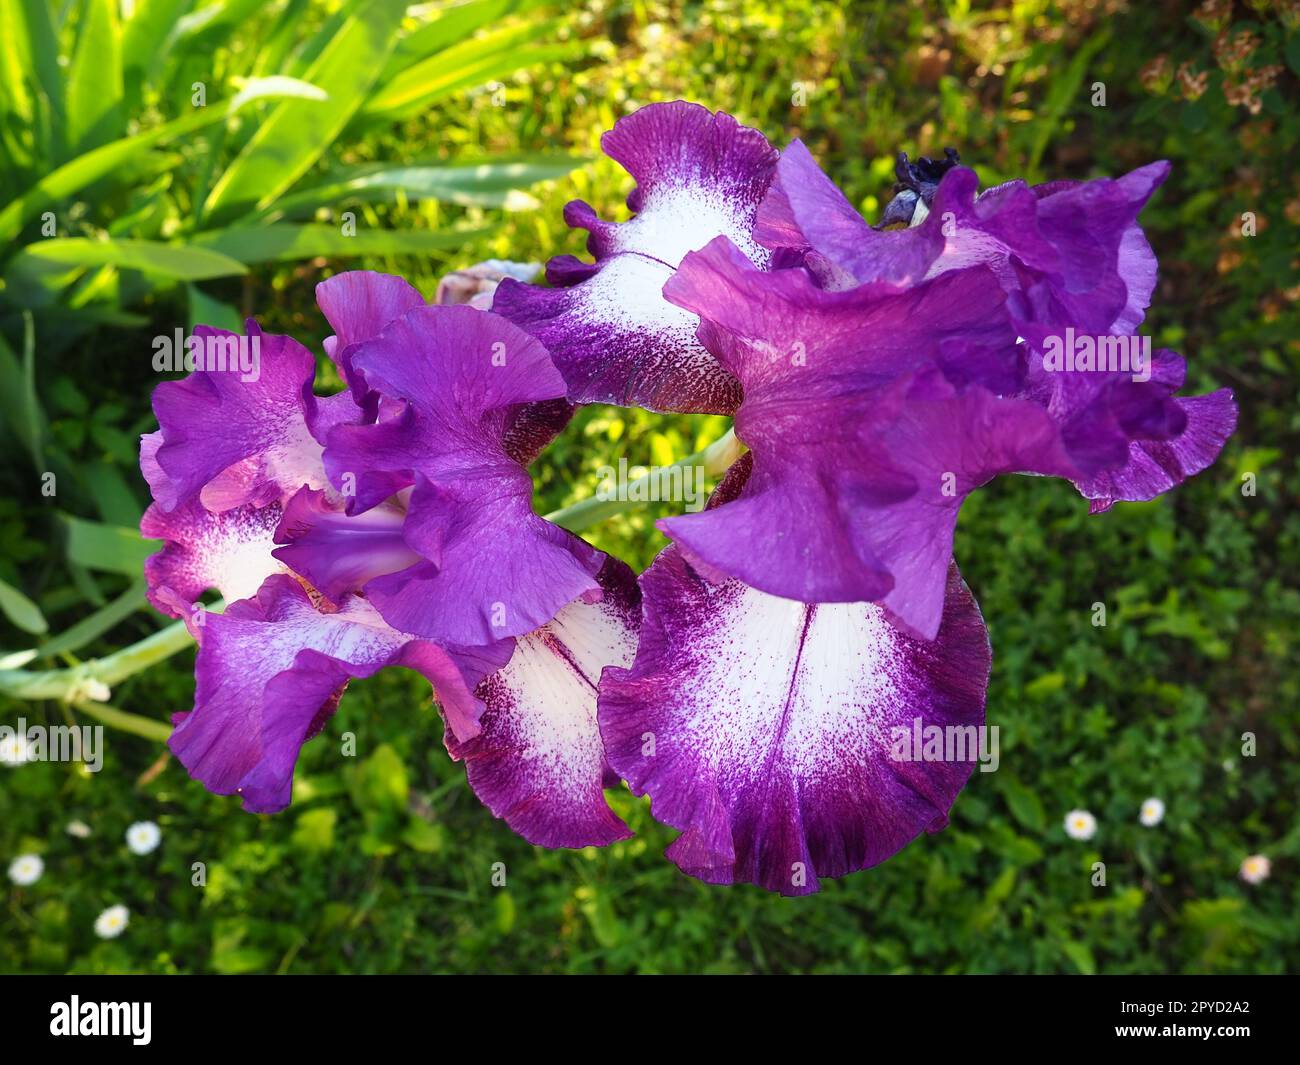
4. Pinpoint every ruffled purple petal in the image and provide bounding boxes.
[323,304,602,644]
[664,372,1076,640]
[493,101,778,413]
[445,557,640,848]
[758,146,1169,338]
[753,145,1235,499]
[599,551,990,895]
[1077,388,1237,511]
[148,325,335,513]
[169,575,512,813]
[659,236,1077,637]
[753,139,881,289]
